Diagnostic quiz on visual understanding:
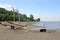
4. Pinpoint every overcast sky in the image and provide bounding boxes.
[0,0,60,21]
